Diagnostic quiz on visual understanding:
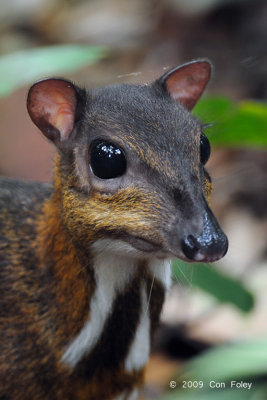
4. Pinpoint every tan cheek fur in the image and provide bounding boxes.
[204,176,212,203]
[62,186,163,242]
[52,156,166,245]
